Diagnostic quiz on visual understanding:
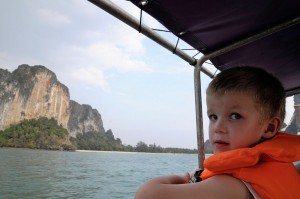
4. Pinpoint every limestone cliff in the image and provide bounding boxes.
[0,64,105,137]
[294,94,300,134]
[285,94,300,135]
[68,100,105,137]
